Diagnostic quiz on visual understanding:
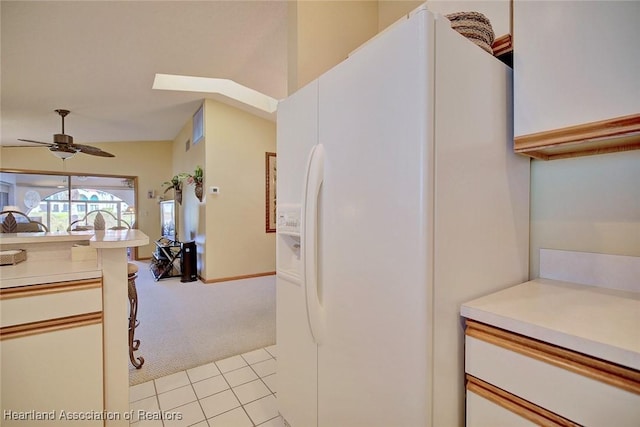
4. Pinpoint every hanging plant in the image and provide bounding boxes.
[162,173,190,204]
[162,173,190,193]
[186,166,204,202]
